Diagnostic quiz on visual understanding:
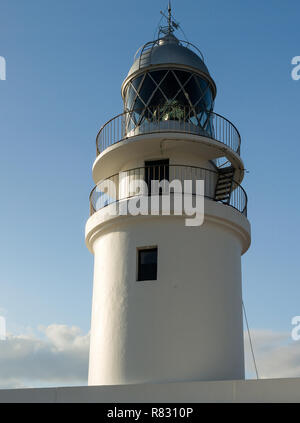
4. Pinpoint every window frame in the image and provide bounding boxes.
[137,246,158,282]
